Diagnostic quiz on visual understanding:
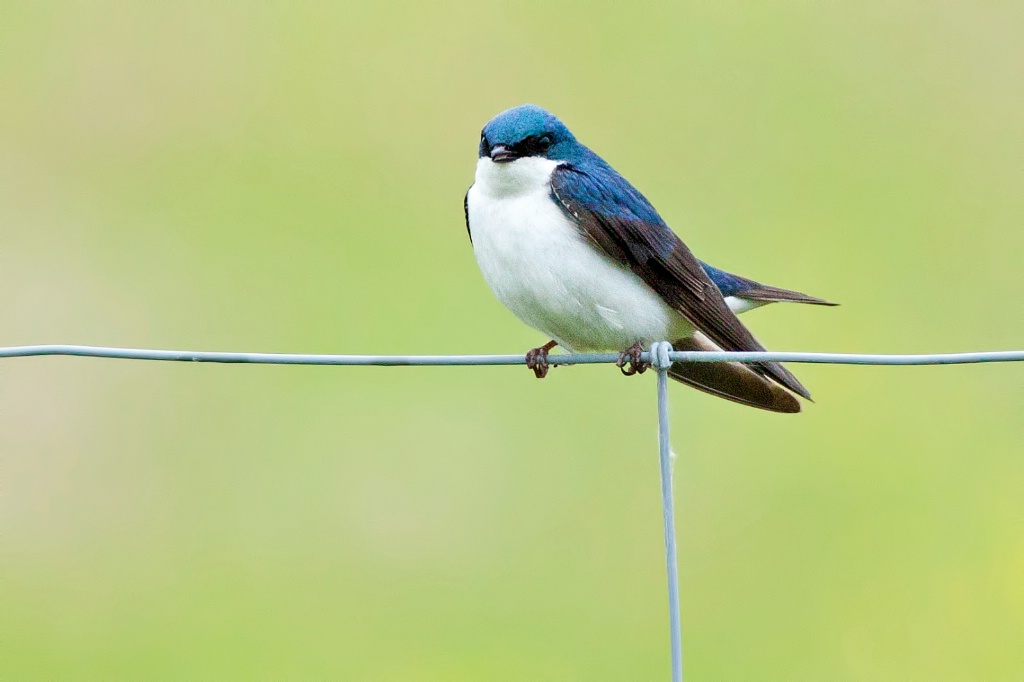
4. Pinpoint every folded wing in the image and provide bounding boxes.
[550,161,810,399]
